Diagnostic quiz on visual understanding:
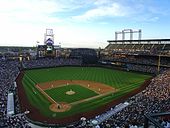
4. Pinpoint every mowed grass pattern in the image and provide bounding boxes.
[22,67,151,118]
[25,67,150,88]
[45,84,98,103]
